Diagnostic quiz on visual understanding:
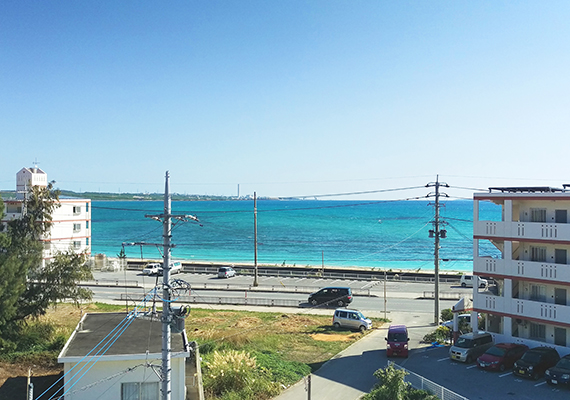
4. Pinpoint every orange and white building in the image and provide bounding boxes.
[473,186,570,355]
[2,167,91,265]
